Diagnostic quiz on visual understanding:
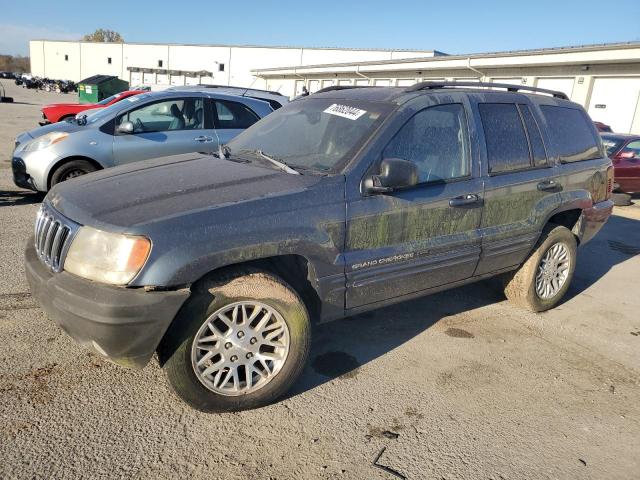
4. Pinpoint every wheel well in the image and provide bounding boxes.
[47,156,102,189]
[548,209,581,239]
[192,255,322,324]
